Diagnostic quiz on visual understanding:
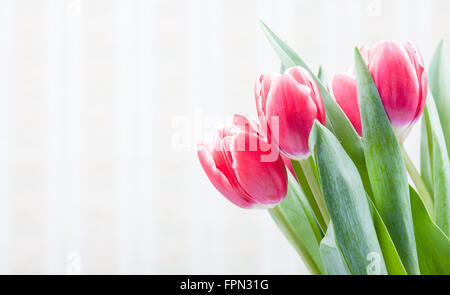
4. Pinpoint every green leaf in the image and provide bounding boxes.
[367,197,407,275]
[309,122,387,275]
[410,186,450,274]
[420,119,434,196]
[423,95,450,236]
[401,144,435,218]
[354,48,420,274]
[428,40,450,158]
[317,66,328,89]
[320,223,351,275]
[280,62,287,74]
[268,172,325,275]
